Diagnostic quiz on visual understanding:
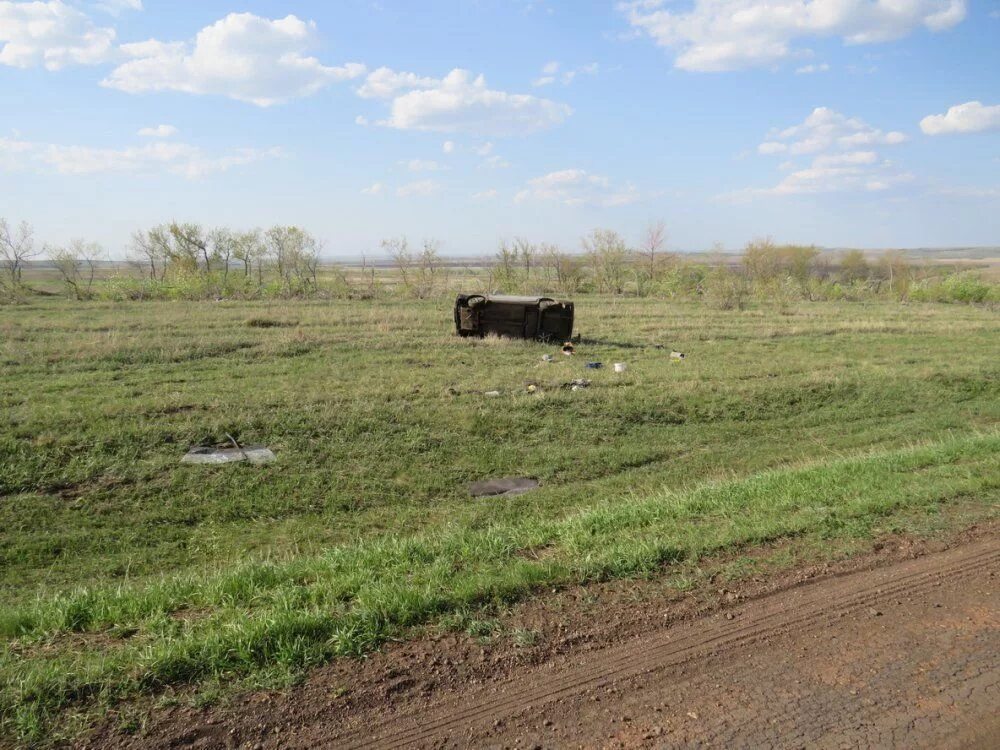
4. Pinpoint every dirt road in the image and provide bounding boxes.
[93,534,999,749]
